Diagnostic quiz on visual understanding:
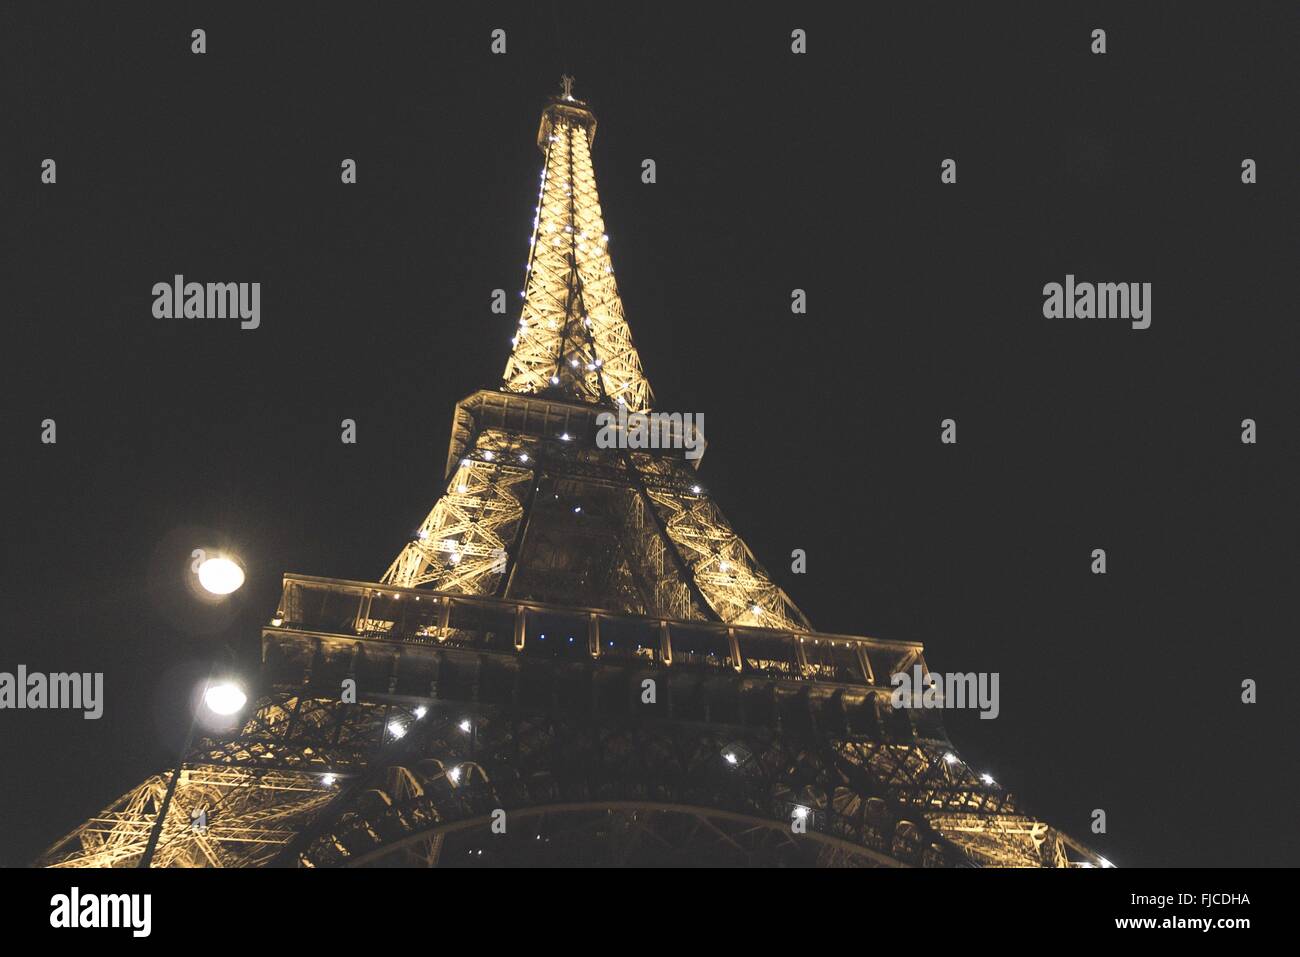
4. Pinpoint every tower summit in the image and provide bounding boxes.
[38,85,1106,869]
[504,77,653,411]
